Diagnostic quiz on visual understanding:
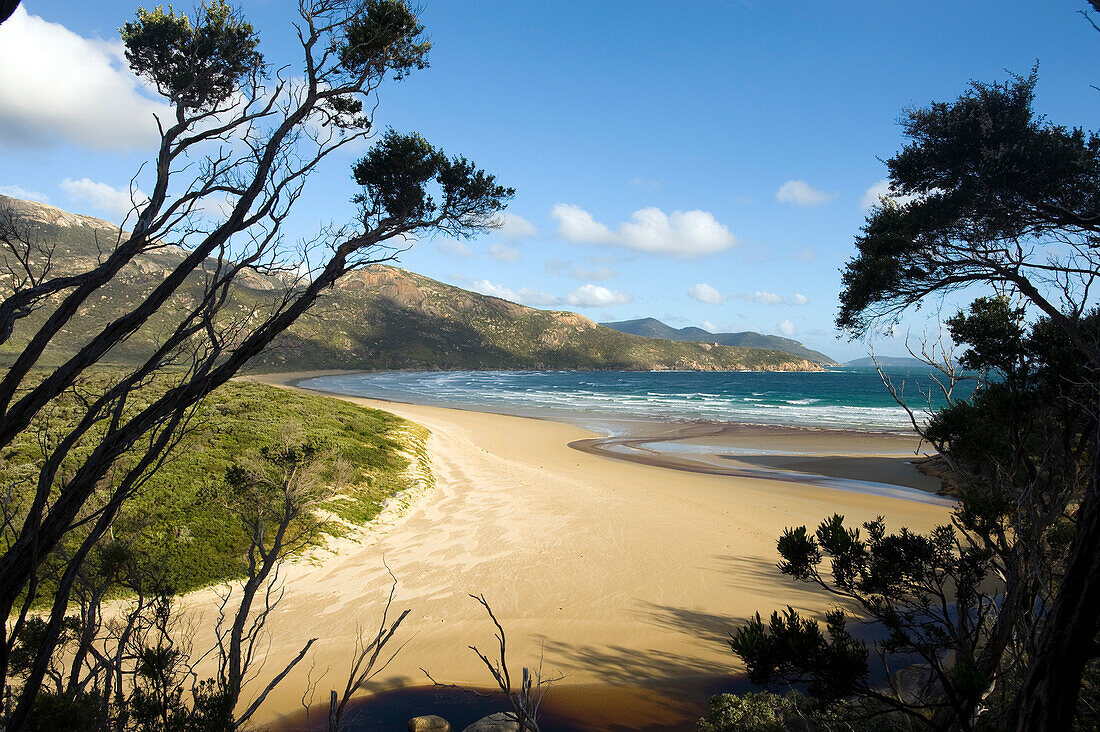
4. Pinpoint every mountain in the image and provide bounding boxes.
[601,317,838,366]
[844,356,930,368]
[0,196,822,373]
